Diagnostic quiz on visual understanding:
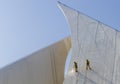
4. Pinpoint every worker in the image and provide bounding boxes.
[86,59,91,70]
[74,61,78,72]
